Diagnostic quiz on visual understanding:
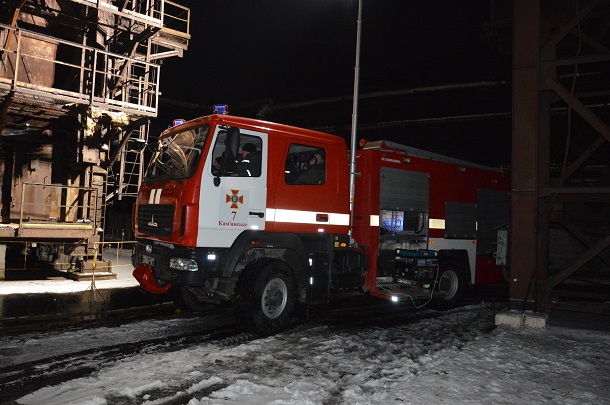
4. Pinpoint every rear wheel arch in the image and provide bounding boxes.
[435,250,469,310]
[438,249,471,285]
